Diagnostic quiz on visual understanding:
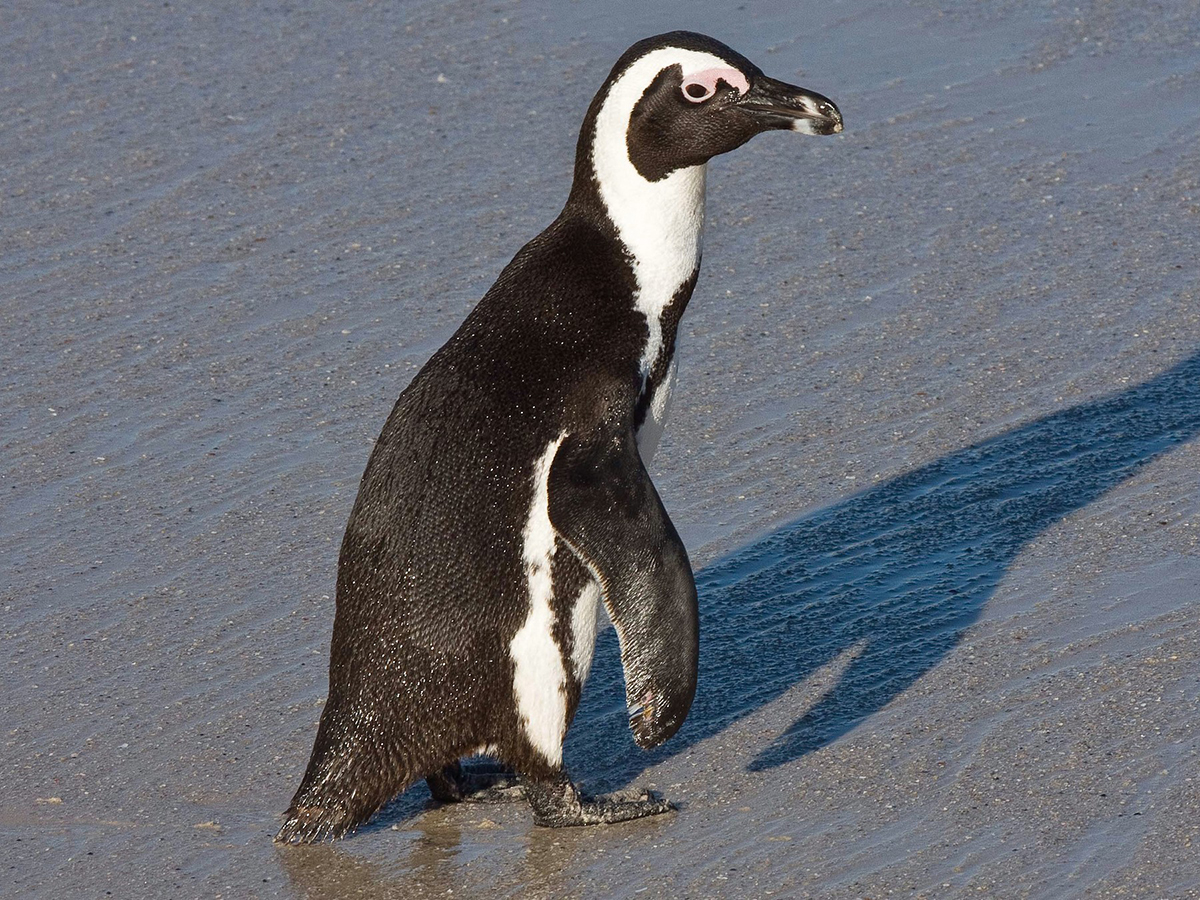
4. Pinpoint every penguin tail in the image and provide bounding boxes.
[274,754,410,844]
[274,800,363,844]
[275,714,417,844]
[274,762,408,844]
